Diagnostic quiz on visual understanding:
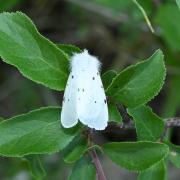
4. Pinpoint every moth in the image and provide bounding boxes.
[61,50,108,130]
